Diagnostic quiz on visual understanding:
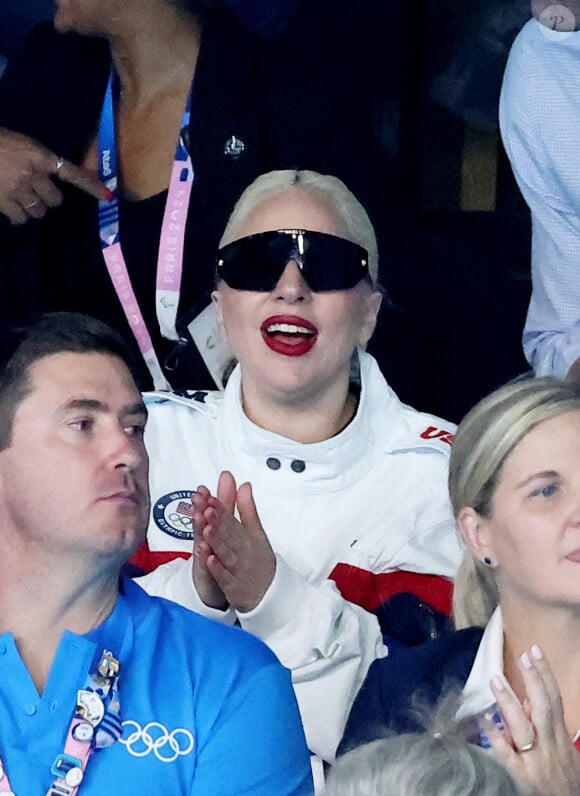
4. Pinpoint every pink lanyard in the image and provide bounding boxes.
[0,650,121,796]
[98,72,195,390]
